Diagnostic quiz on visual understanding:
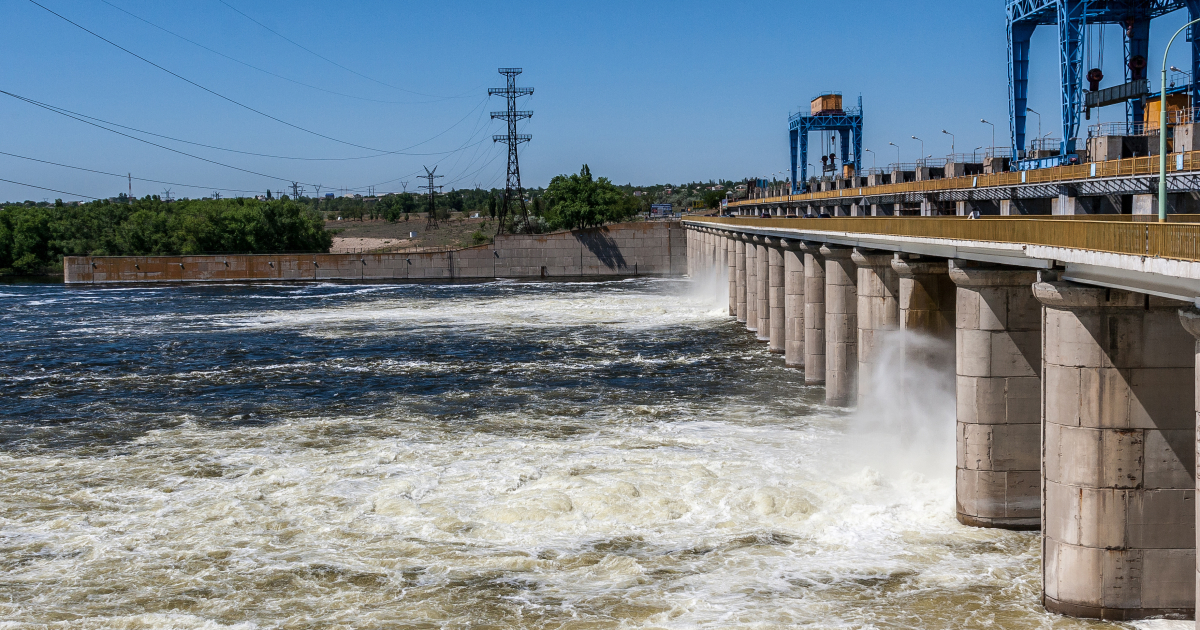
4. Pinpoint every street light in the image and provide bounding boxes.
[1159,19,1200,222]
[980,119,996,157]
[911,136,924,165]
[864,148,877,170]
[941,129,955,156]
[1026,107,1042,152]
[888,141,900,167]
